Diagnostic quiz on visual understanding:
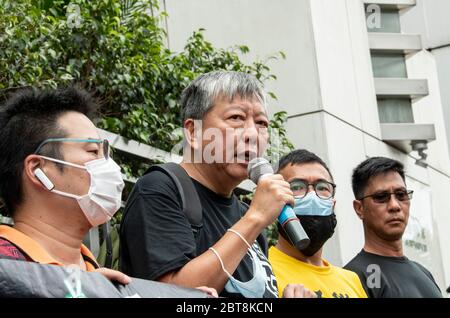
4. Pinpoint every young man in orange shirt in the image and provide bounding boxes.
[0,87,129,283]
